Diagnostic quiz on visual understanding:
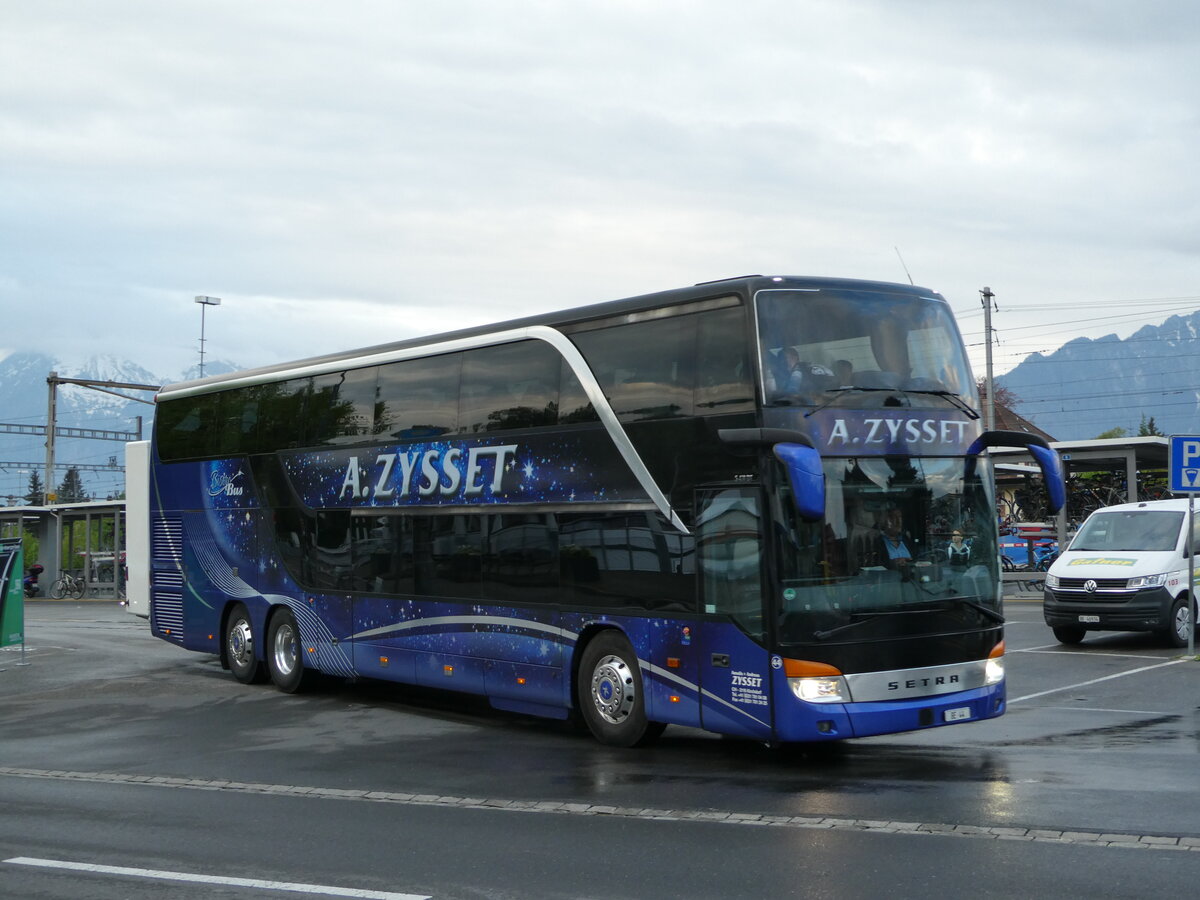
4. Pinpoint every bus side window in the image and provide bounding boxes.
[558,358,599,424]
[256,377,312,450]
[311,510,351,589]
[697,488,764,640]
[459,341,560,433]
[308,368,378,446]
[157,391,222,461]
[572,316,697,422]
[374,354,462,439]
[696,307,754,414]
